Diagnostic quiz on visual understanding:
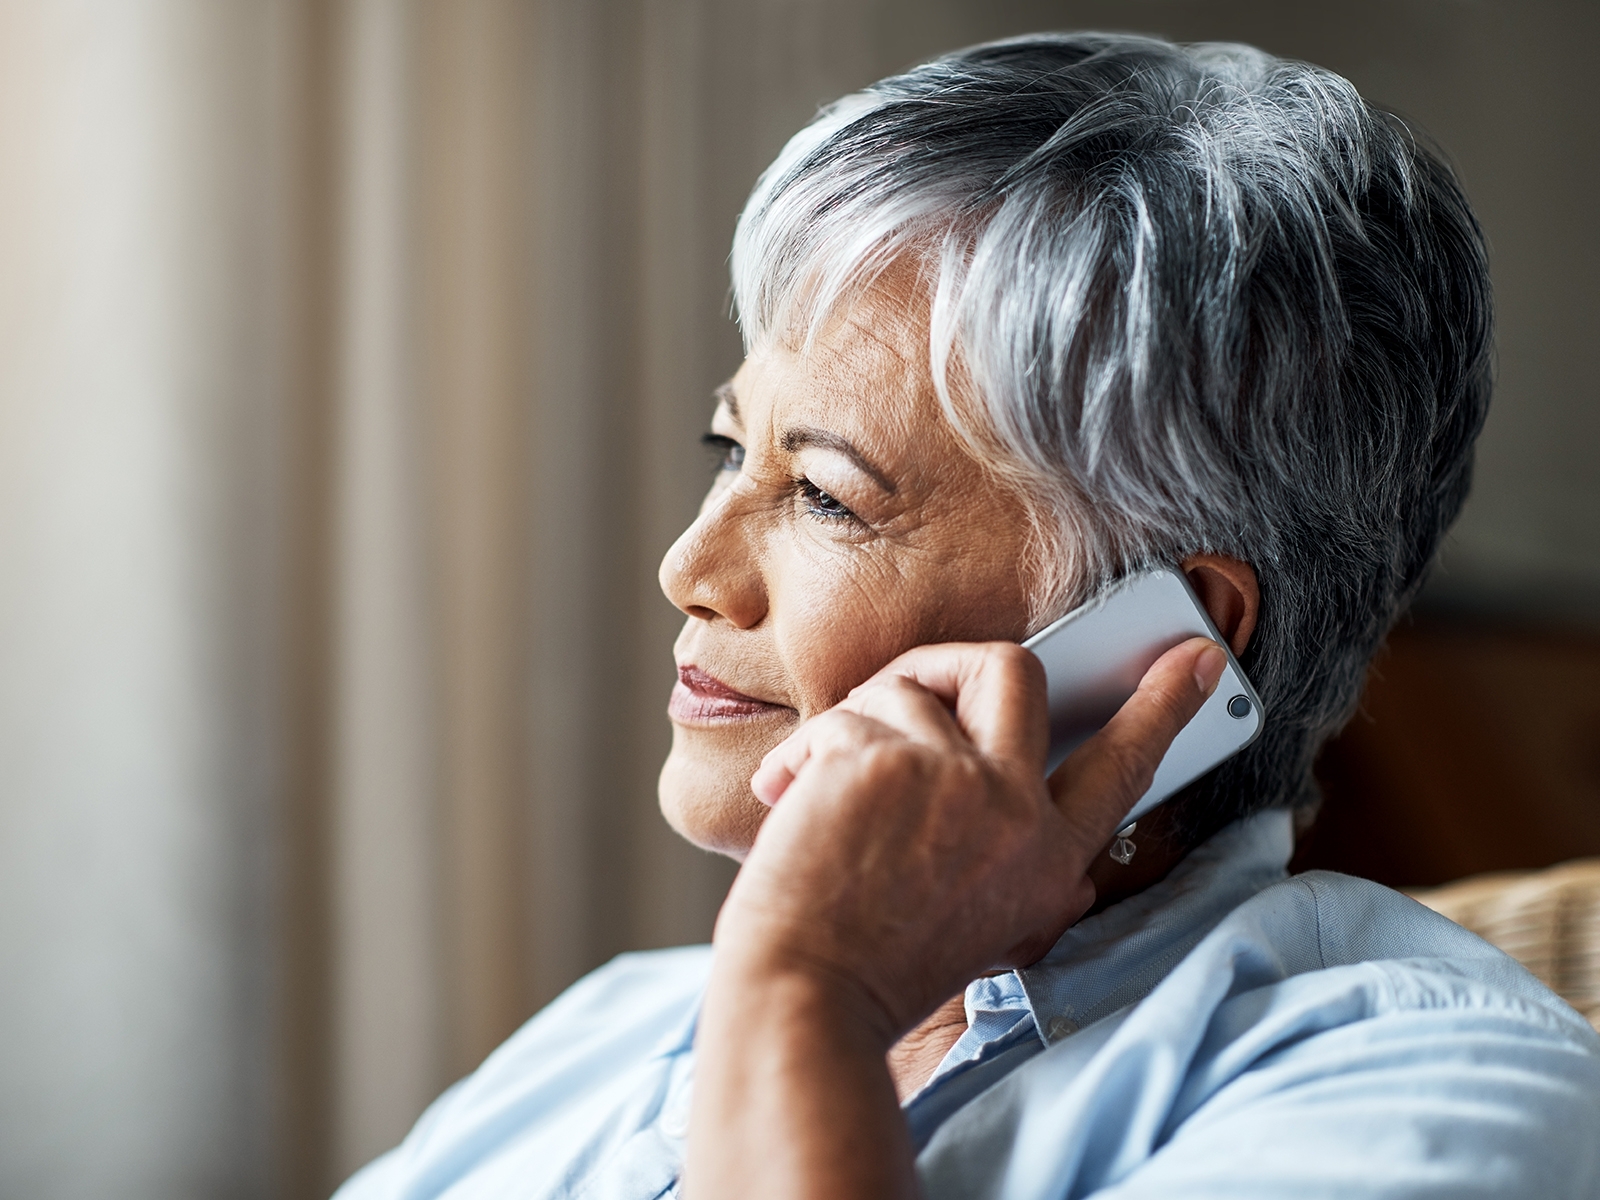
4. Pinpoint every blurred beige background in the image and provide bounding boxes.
[0,2,1595,1197]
